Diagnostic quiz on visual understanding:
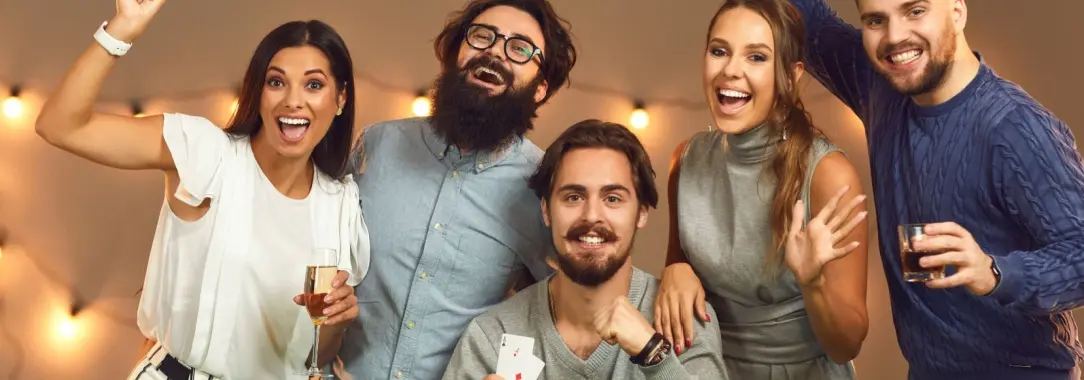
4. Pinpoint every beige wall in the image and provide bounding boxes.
[0,0,1080,378]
